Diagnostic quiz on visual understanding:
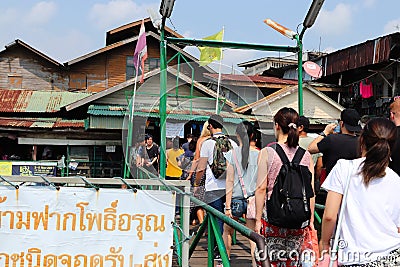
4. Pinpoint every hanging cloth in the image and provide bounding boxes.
[360,79,373,98]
